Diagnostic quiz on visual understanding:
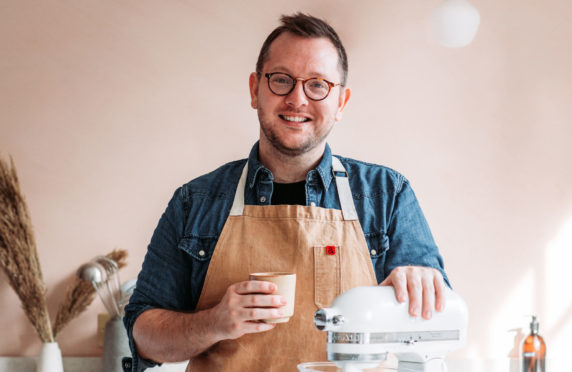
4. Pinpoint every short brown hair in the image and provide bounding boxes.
[255,13,348,85]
